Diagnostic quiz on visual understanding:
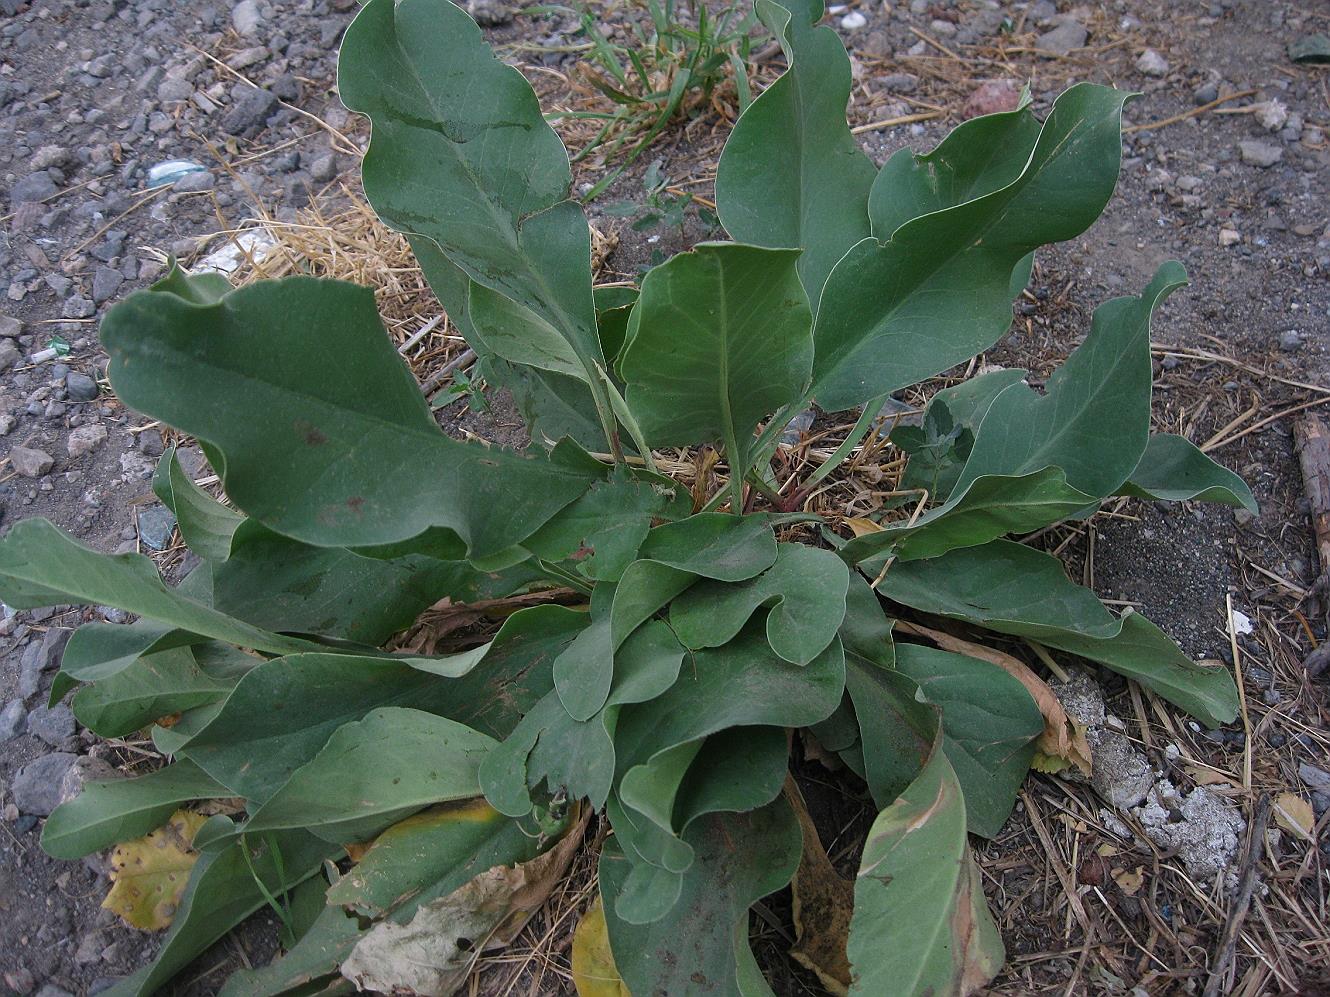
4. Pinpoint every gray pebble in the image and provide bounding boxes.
[1238,140,1283,168]
[12,171,59,204]
[91,266,124,304]
[66,372,99,401]
[11,752,79,816]
[0,698,26,741]
[137,504,178,551]
[173,170,216,193]
[1278,330,1301,351]
[222,87,279,135]
[27,704,76,746]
